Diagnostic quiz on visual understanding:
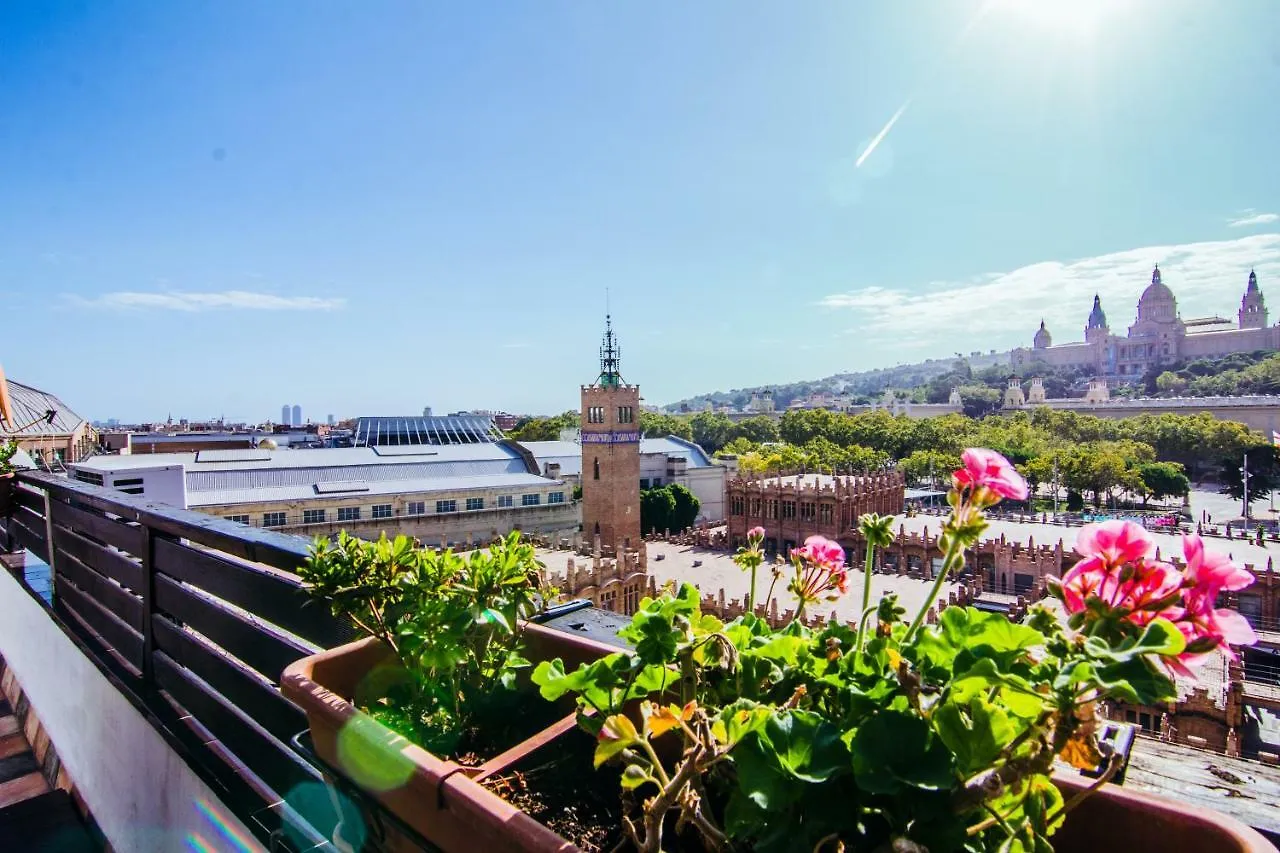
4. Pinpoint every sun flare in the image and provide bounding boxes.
[996,0,1135,37]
